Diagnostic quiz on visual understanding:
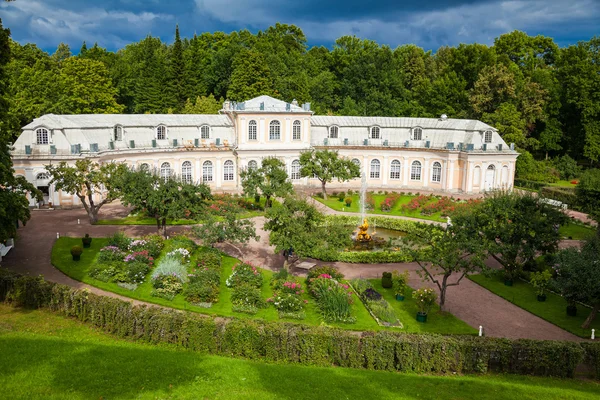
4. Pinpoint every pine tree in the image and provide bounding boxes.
[227,50,275,101]
[170,25,186,111]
